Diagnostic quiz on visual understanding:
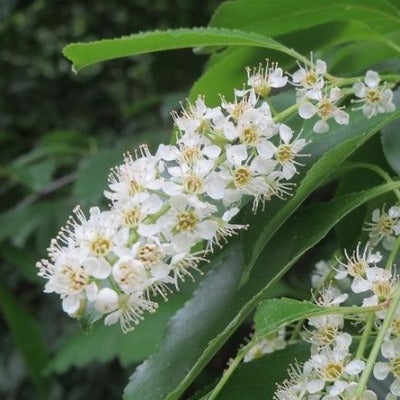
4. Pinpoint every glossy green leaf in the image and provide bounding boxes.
[254,298,327,338]
[200,343,310,400]
[124,181,400,400]
[210,0,400,44]
[0,286,50,399]
[47,293,190,373]
[382,118,400,175]
[63,28,295,72]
